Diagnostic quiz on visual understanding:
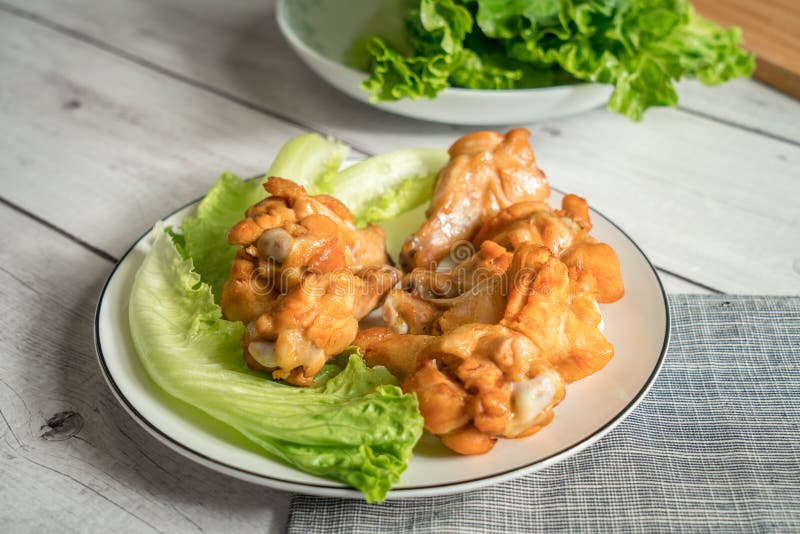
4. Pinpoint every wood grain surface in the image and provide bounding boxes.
[0,205,290,533]
[693,0,800,99]
[1,0,799,532]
